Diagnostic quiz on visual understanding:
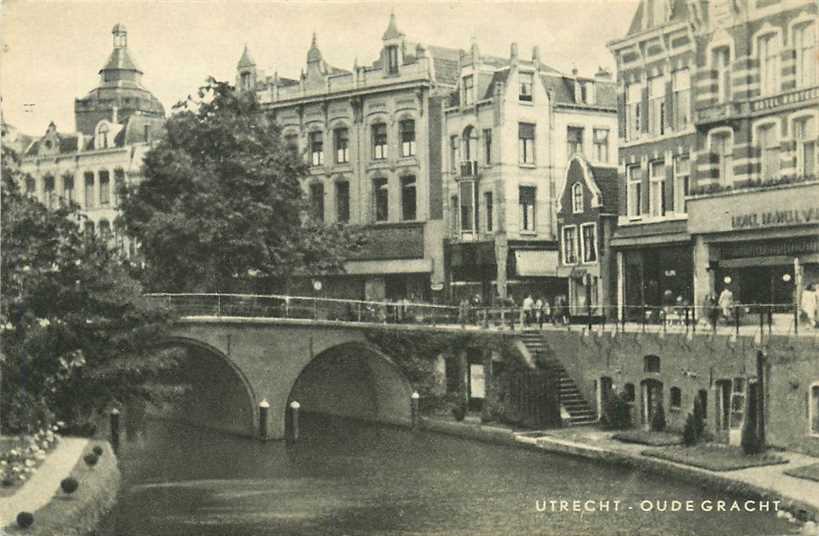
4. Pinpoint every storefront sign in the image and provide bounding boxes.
[731,207,819,230]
